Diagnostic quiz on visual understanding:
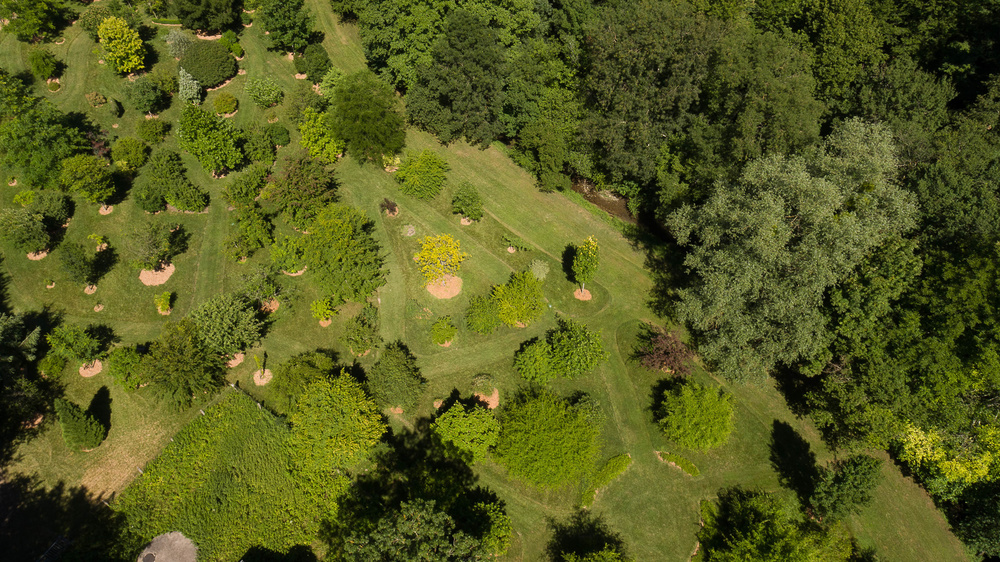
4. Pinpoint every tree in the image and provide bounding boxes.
[163,29,194,58]
[571,236,598,291]
[298,107,345,163]
[667,120,918,380]
[271,352,336,413]
[178,68,202,105]
[343,303,382,354]
[494,390,602,489]
[395,150,449,199]
[330,70,406,163]
[303,43,331,82]
[111,137,148,173]
[430,316,456,345]
[142,319,224,407]
[58,242,95,285]
[246,76,284,107]
[0,102,87,190]
[514,339,553,382]
[344,499,486,561]
[121,220,177,270]
[356,0,451,90]
[179,40,236,88]
[637,330,696,376]
[288,374,386,475]
[98,16,145,74]
[133,149,206,213]
[53,399,105,451]
[60,154,113,203]
[257,0,313,53]
[265,152,337,228]
[0,0,61,42]
[811,454,883,521]
[0,210,48,253]
[548,317,608,379]
[367,342,424,410]
[300,204,386,304]
[658,381,733,451]
[414,234,468,283]
[432,402,499,463]
[28,48,58,80]
[451,183,483,221]
[188,293,264,355]
[124,76,166,114]
[106,345,147,391]
[466,294,501,335]
[698,487,852,561]
[178,105,243,174]
[492,271,545,327]
[173,0,239,32]
[46,324,102,364]
[407,9,506,147]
